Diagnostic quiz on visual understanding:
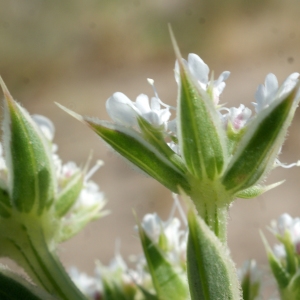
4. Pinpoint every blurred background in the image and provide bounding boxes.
[1,0,300,295]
